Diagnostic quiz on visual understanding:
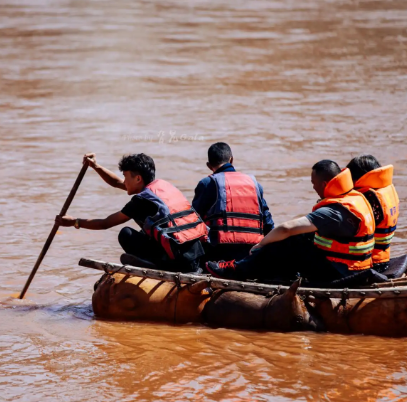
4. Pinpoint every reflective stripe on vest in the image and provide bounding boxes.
[136,179,208,259]
[355,165,400,264]
[204,172,264,245]
[314,233,374,259]
[312,168,375,271]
